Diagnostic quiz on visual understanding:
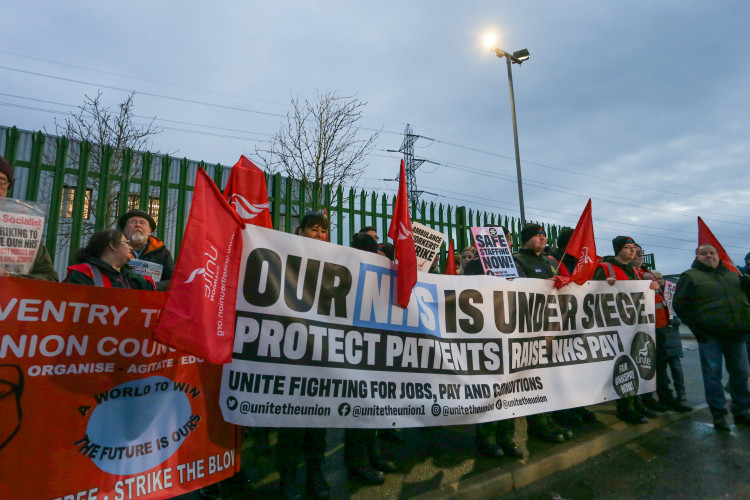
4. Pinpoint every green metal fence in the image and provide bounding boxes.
[2,125,575,276]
